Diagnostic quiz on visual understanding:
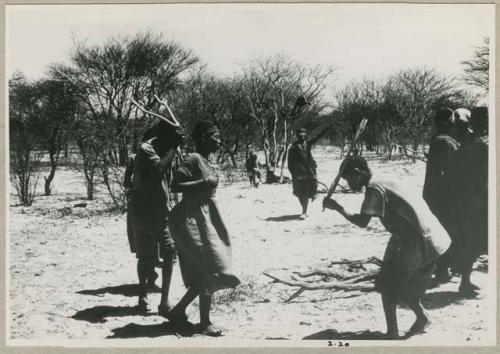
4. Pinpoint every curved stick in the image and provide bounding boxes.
[154,94,181,126]
[131,98,179,127]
